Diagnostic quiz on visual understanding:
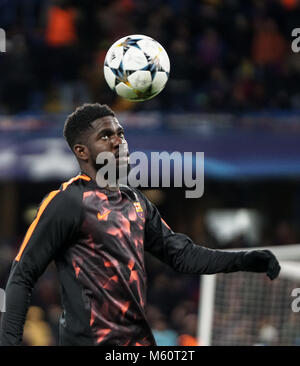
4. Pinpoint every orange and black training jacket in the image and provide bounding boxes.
[0,173,243,346]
